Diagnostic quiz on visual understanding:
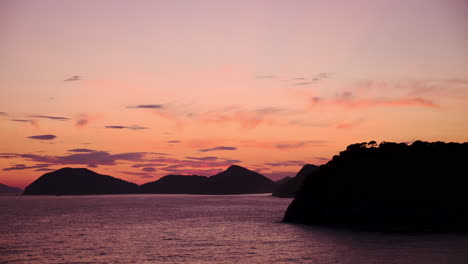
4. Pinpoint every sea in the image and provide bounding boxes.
[1,194,468,264]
